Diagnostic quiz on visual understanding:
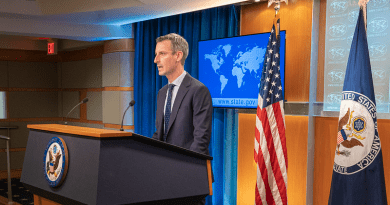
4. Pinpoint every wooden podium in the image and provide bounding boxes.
[21,124,212,205]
